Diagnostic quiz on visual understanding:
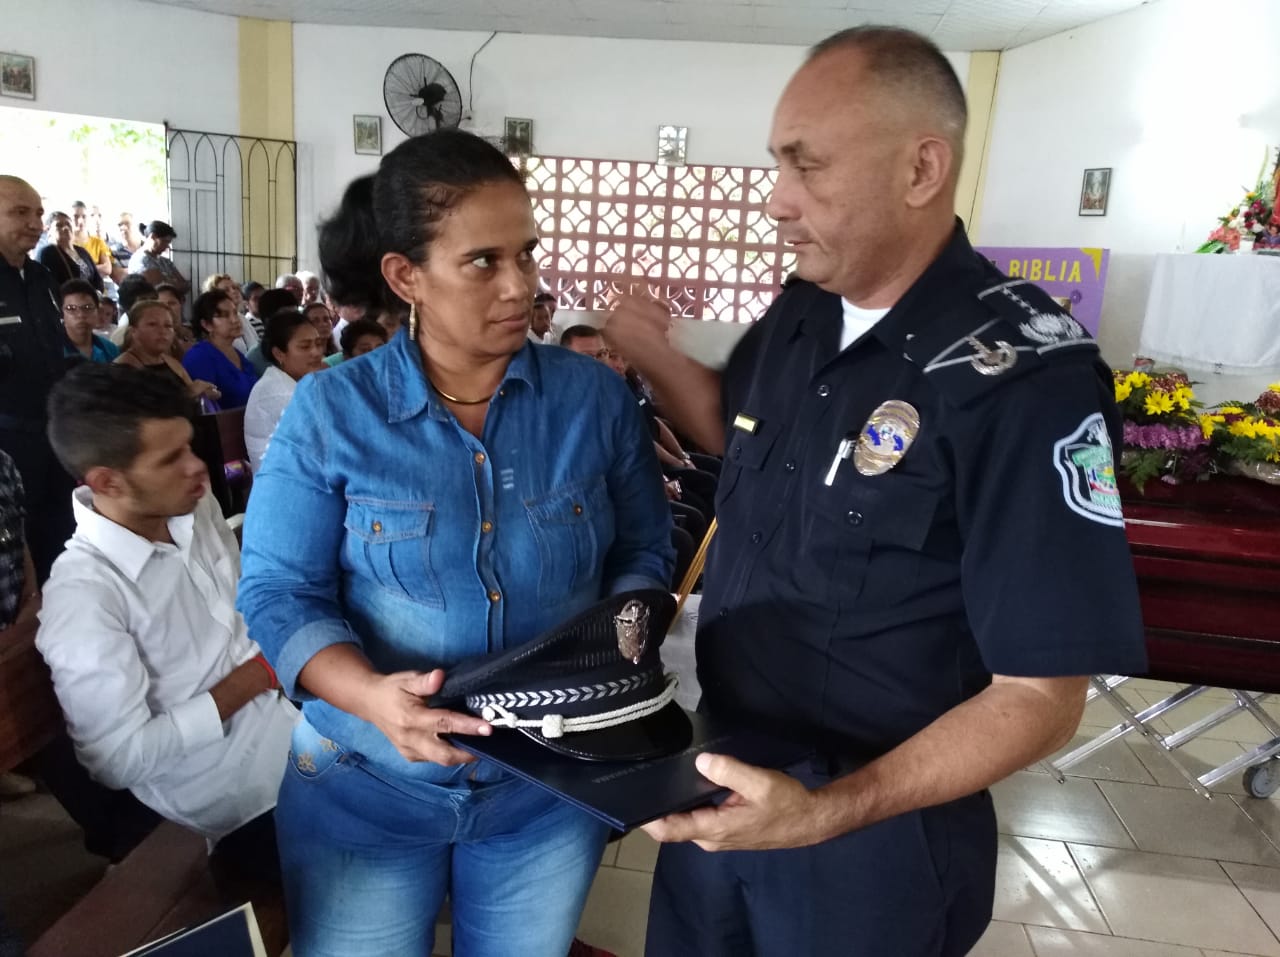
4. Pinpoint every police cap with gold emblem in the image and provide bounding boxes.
[432,590,690,762]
